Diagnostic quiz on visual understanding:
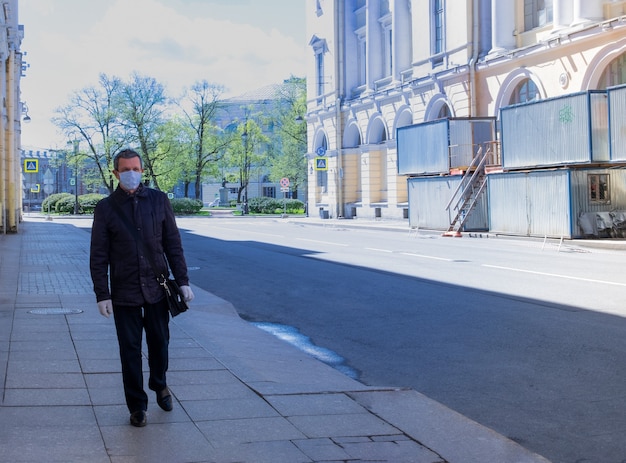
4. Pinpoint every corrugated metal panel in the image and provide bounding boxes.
[449,119,498,169]
[590,92,609,162]
[608,84,626,161]
[397,120,448,175]
[407,176,488,230]
[501,92,594,169]
[408,177,460,229]
[449,120,474,168]
[464,185,489,231]
[398,118,497,175]
[488,170,571,237]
